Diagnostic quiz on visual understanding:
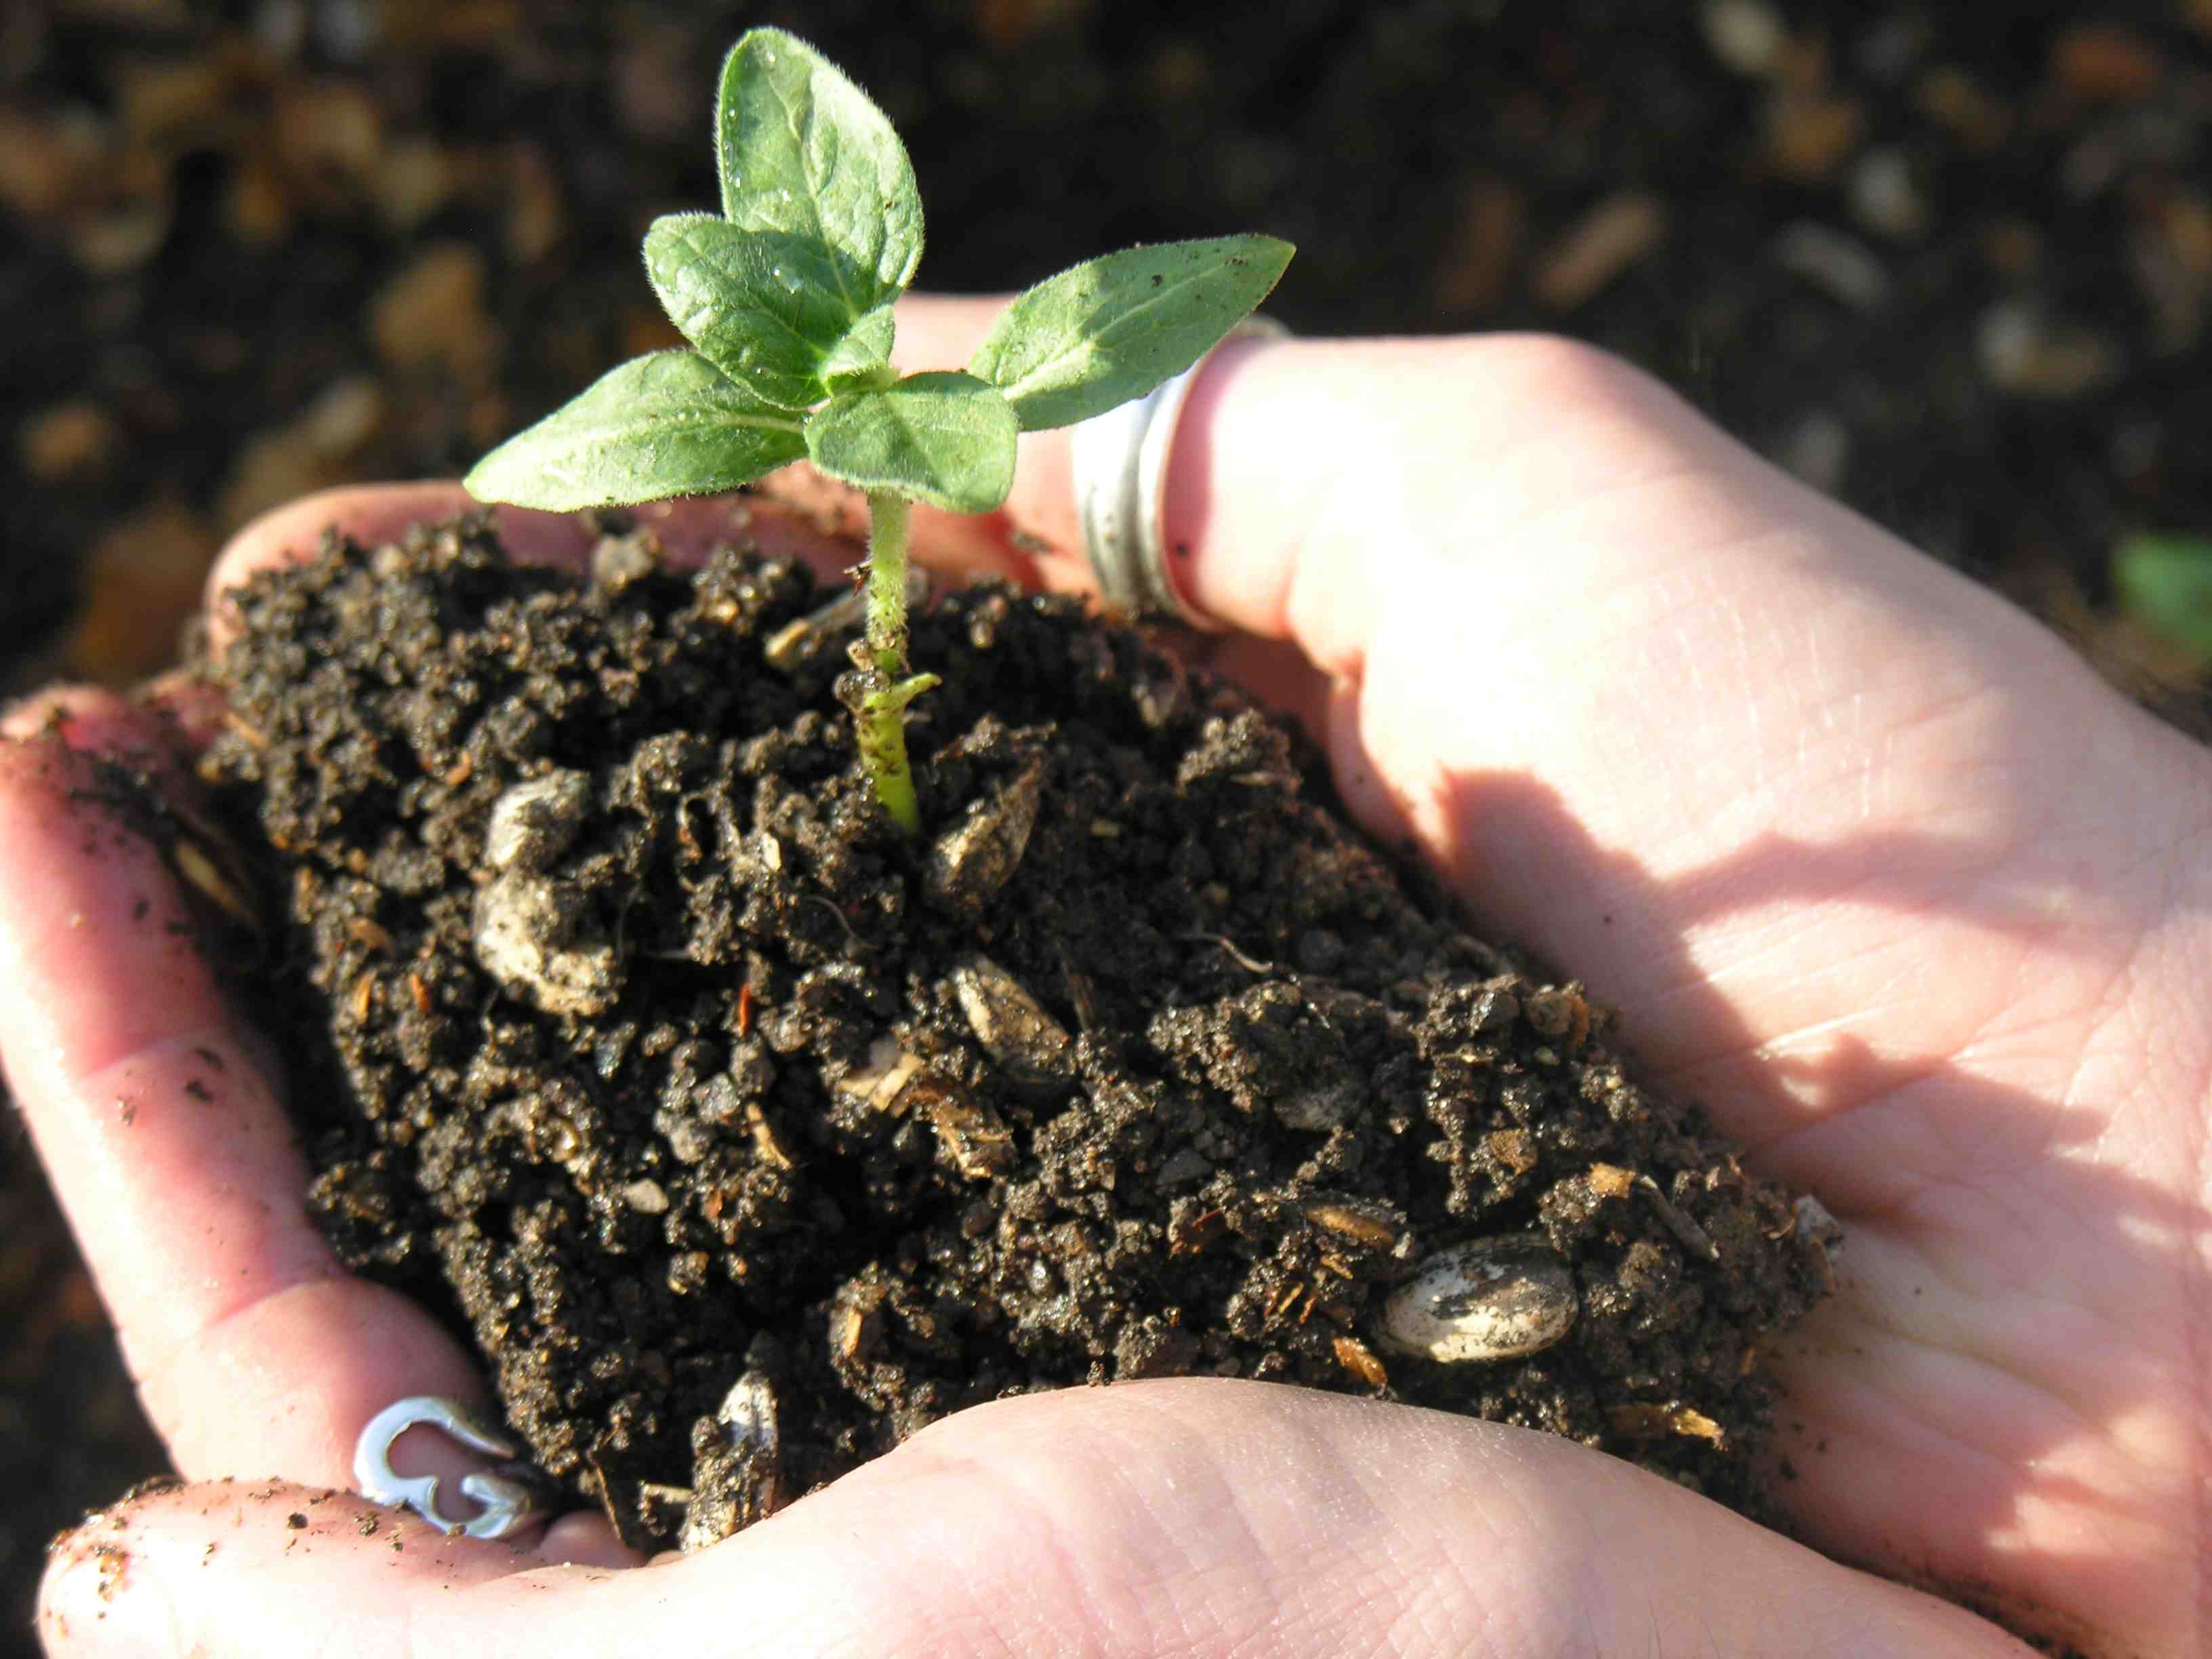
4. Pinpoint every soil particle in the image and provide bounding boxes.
[201,515,1836,1551]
